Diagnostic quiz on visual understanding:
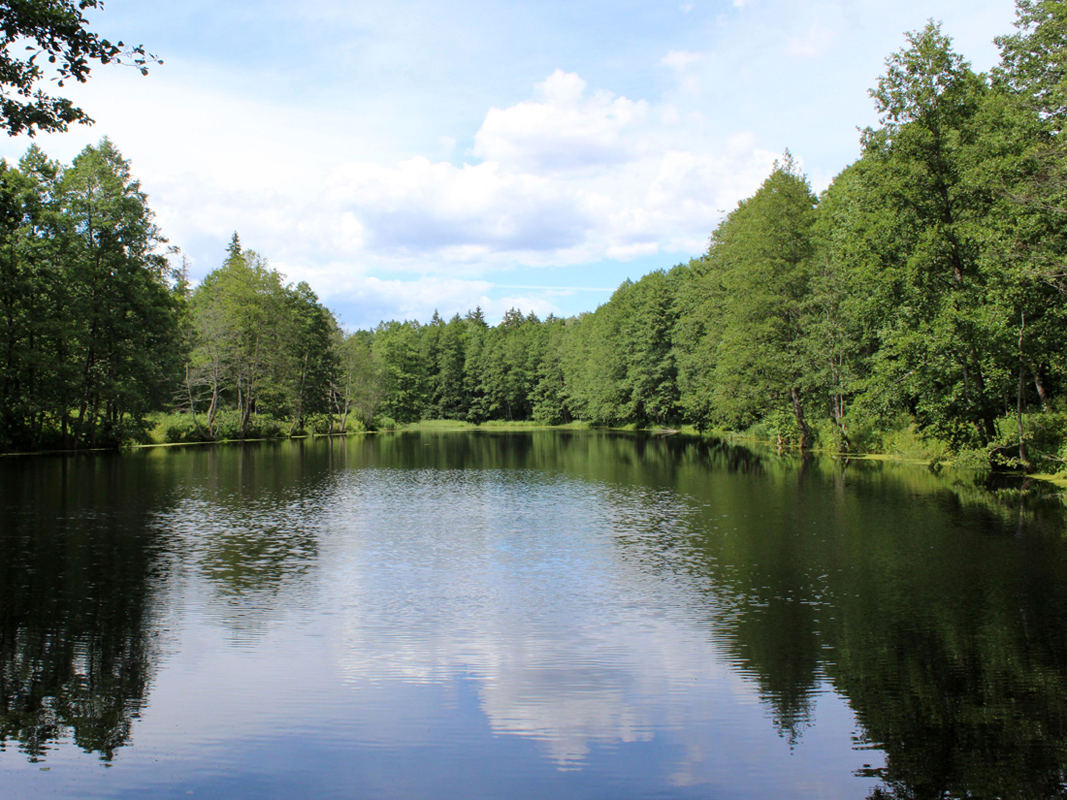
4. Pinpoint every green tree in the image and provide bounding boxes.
[189,243,288,438]
[560,296,628,425]
[806,163,879,449]
[850,24,1008,447]
[372,320,427,423]
[281,281,338,435]
[0,148,61,448]
[615,270,680,425]
[996,0,1067,130]
[671,257,723,431]
[0,1,157,136]
[706,155,818,448]
[986,0,1067,424]
[58,138,181,447]
[462,307,490,422]
[433,313,469,419]
[532,316,572,424]
[332,329,382,430]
